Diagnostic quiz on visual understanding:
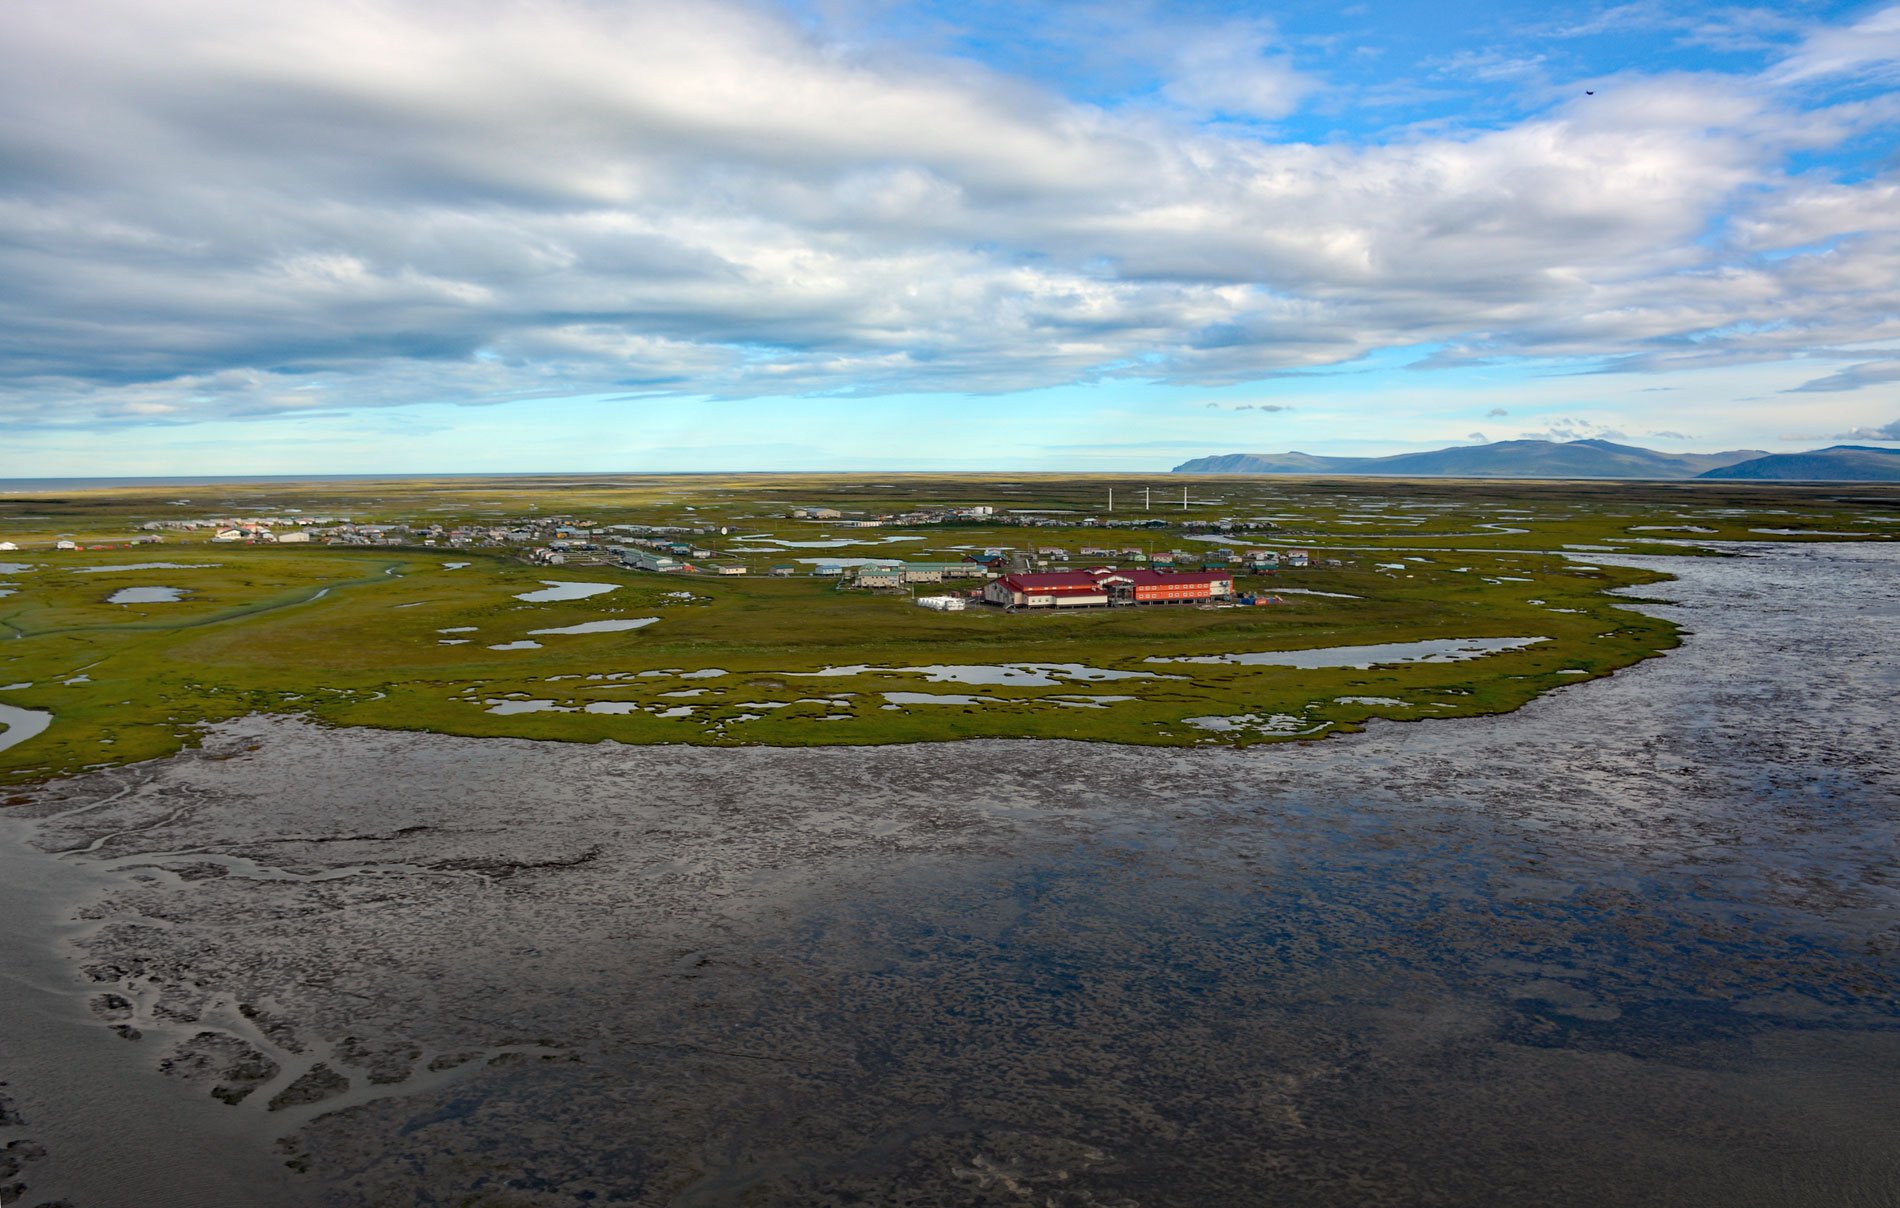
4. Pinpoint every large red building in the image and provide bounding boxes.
[1101,568,1233,603]
[982,567,1232,609]
[982,571,1110,608]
